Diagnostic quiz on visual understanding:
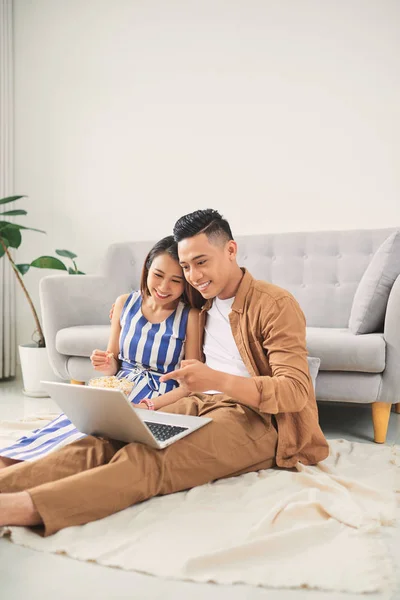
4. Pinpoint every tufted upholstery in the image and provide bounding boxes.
[234,229,398,328]
[101,228,397,329]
